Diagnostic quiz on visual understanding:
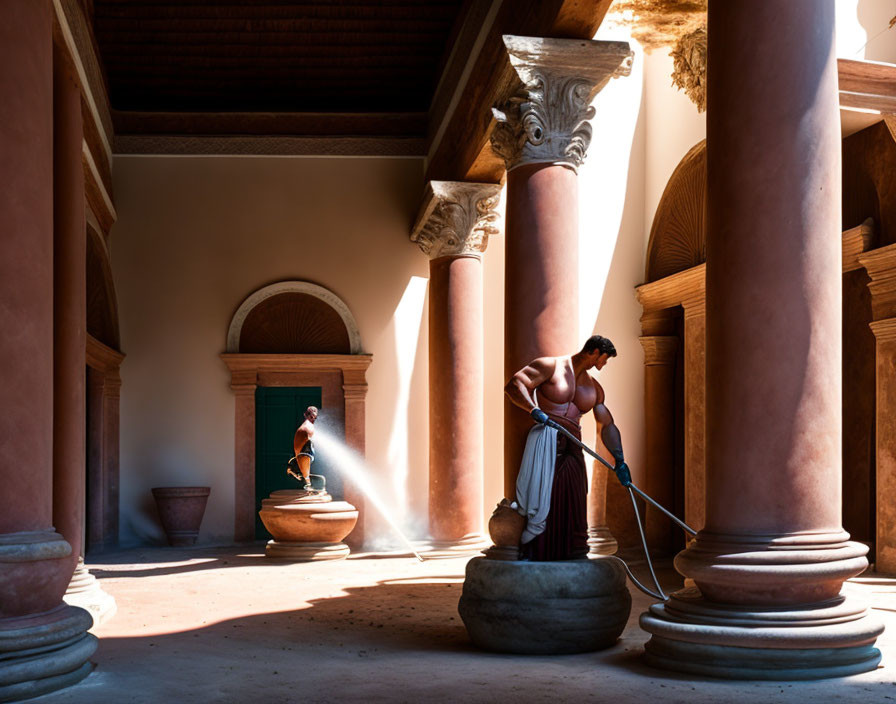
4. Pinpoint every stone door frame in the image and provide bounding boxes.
[221,353,372,547]
[85,333,125,553]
